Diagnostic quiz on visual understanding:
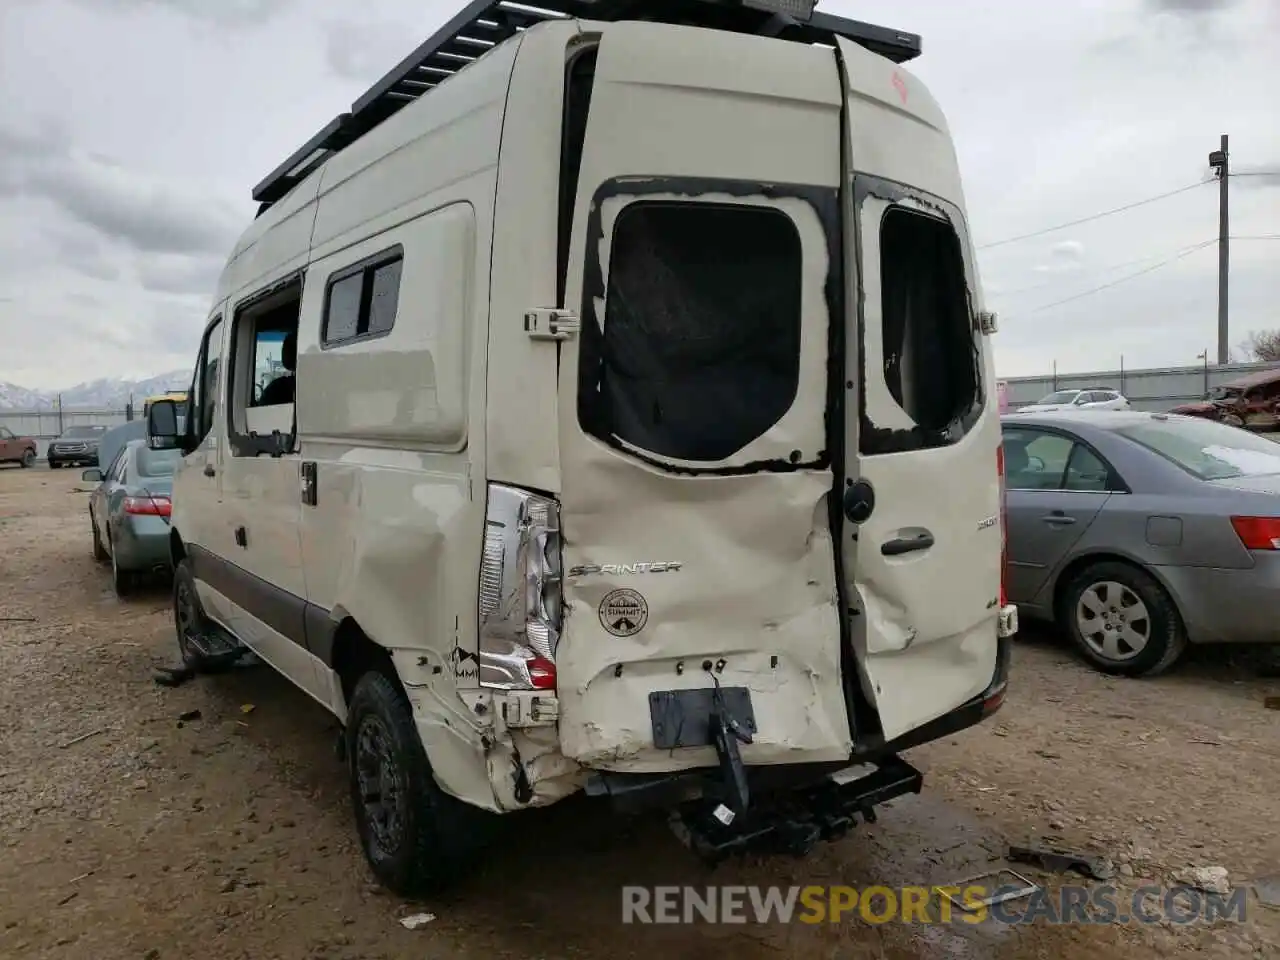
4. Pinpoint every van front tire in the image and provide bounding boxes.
[345,669,489,895]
